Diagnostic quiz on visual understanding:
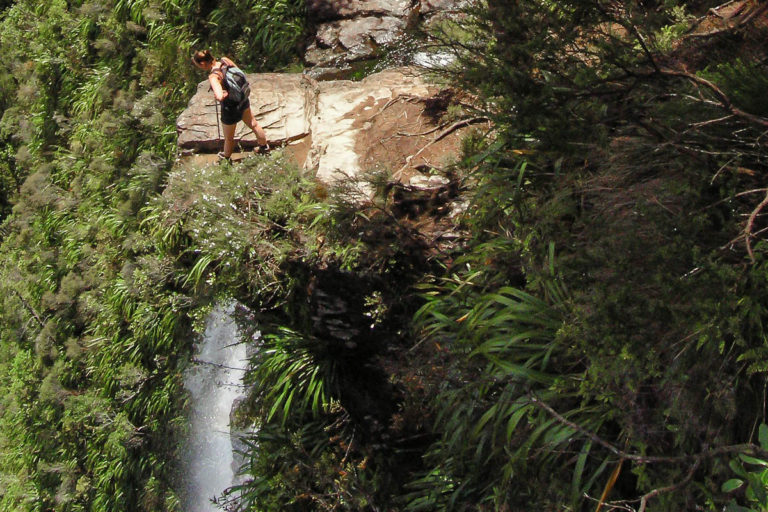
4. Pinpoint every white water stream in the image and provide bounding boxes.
[180,302,247,511]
